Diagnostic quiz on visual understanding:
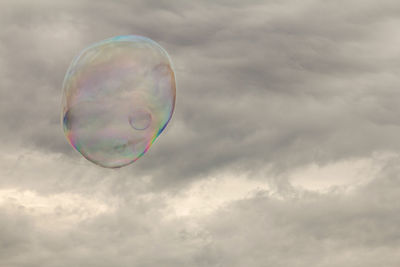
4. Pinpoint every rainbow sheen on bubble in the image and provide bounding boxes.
[61,35,176,168]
